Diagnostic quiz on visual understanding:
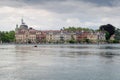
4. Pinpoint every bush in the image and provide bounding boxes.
[84,39,90,43]
[108,40,119,43]
[113,40,119,43]
[69,40,77,44]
